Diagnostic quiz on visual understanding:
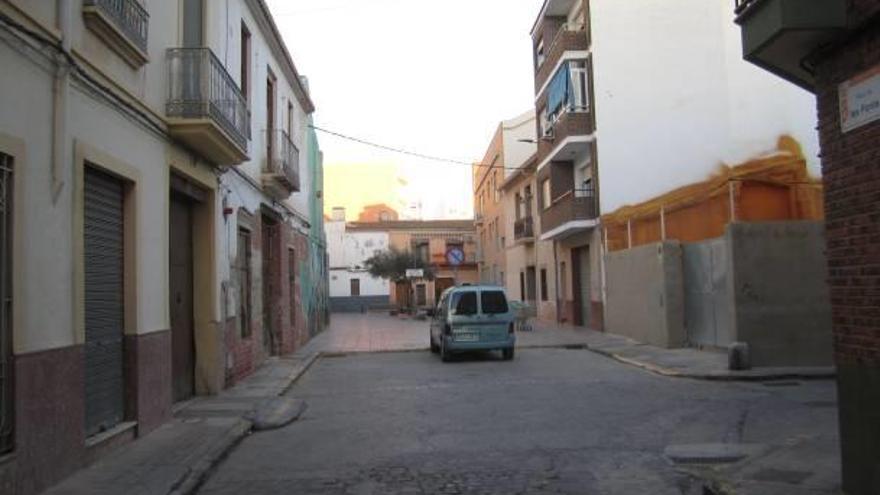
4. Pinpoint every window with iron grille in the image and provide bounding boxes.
[0,153,13,454]
[237,228,252,338]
